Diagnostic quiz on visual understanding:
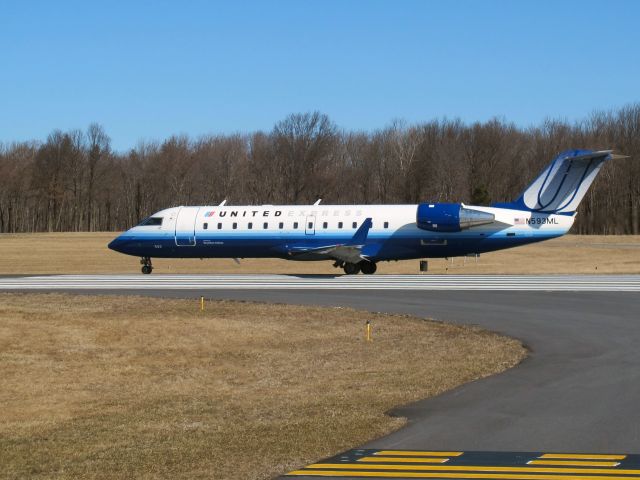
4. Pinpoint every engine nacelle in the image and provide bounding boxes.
[417,203,495,232]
